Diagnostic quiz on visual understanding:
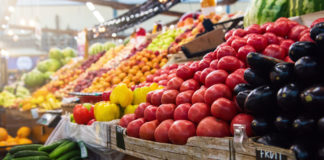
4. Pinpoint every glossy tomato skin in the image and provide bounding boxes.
[205,70,229,87]
[261,22,272,33]
[217,56,242,73]
[144,105,158,121]
[263,44,286,60]
[193,71,202,84]
[198,59,211,71]
[176,65,194,80]
[151,90,164,106]
[161,90,179,104]
[168,120,196,145]
[225,72,246,90]
[273,21,290,37]
[288,25,307,41]
[211,98,237,121]
[247,35,268,52]
[119,114,136,128]
[180,79,200,92]
[135,103,150,118]
[154,119,174,143]
[216,46,237,59]
[232,29,247,37]
[263,33,280,45]
[245,24,262,34]
[210,59,218,69]
[188,103,210,123]
[196,116,231,137]
[225,29,234,41]
[231,38,247,52]
[230,113,254,136]
[176,90,194,105]
[280,40,295,55]
[139,120,159,141]
[167,77,184,90]
[200,68,215,84]
[157,104,175,122]
[227,36,240,45]
[127,118,145,138]
[173,103,191,120]
[192,87,206,103]
[237,45,256,62]
[204,84,232,105]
